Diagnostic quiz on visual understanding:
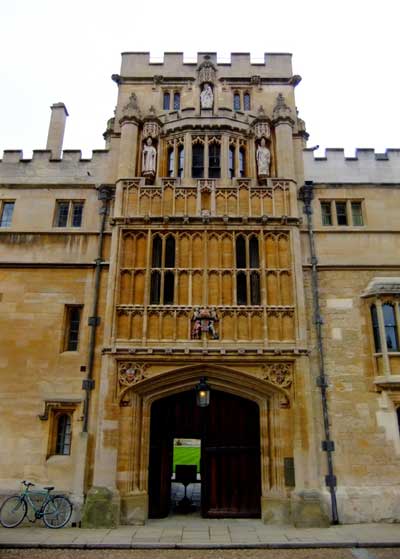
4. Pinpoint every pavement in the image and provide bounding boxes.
[0,518,400,549]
